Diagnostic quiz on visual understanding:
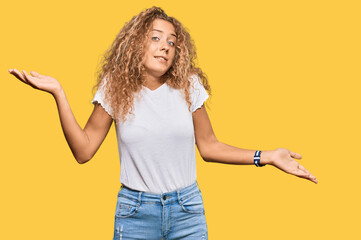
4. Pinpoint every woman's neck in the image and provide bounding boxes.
[143,73,164,90]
